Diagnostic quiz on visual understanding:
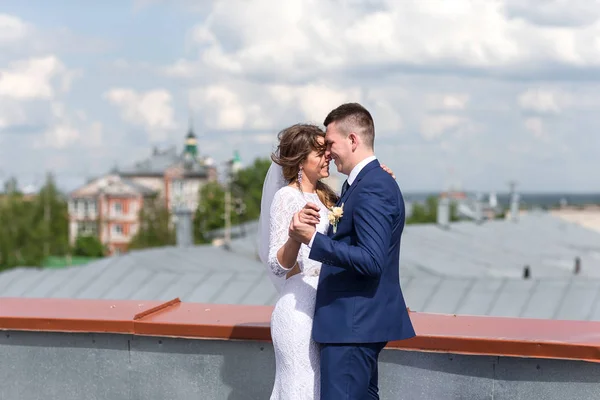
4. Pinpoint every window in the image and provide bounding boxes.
[77,222,97,236]
[114,202,122,215]
[112,224,123,235]
[173,180,184,195]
